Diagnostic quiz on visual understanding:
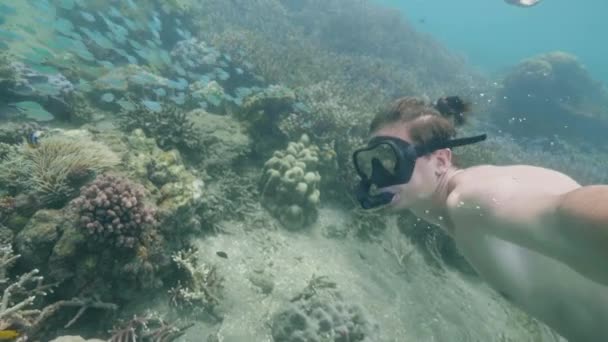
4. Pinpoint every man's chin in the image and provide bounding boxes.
[384,192,408,211]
